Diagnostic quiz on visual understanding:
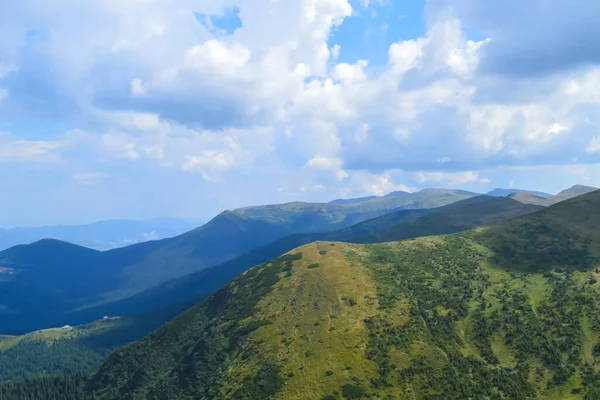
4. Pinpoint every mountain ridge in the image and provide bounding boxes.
[3,190,600,398]
[0,188,478,334]
[85,187,600,398]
